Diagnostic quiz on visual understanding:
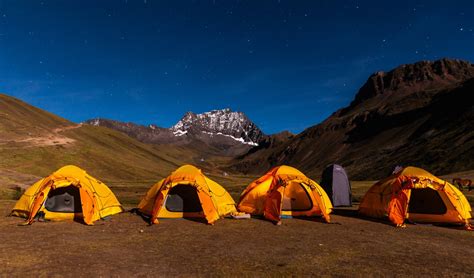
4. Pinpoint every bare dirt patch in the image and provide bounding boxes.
[14,135,76,147]
[0,124,82,148]
[1,201,473,276]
